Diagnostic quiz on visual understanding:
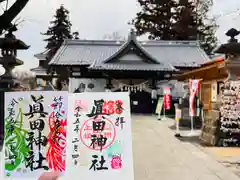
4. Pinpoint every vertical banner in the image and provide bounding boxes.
[189,79,201,117]
[163,87,171,110]
[66,92,134,180]
[155,97,164,115]
[2,91,68,179]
